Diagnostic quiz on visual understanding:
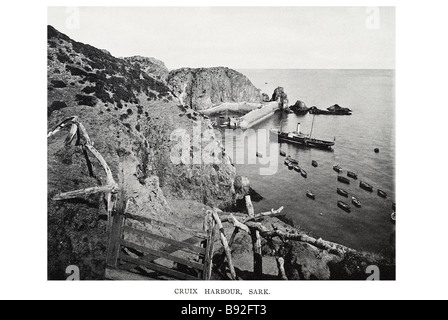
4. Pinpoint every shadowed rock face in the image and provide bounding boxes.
[167,67,262,110]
